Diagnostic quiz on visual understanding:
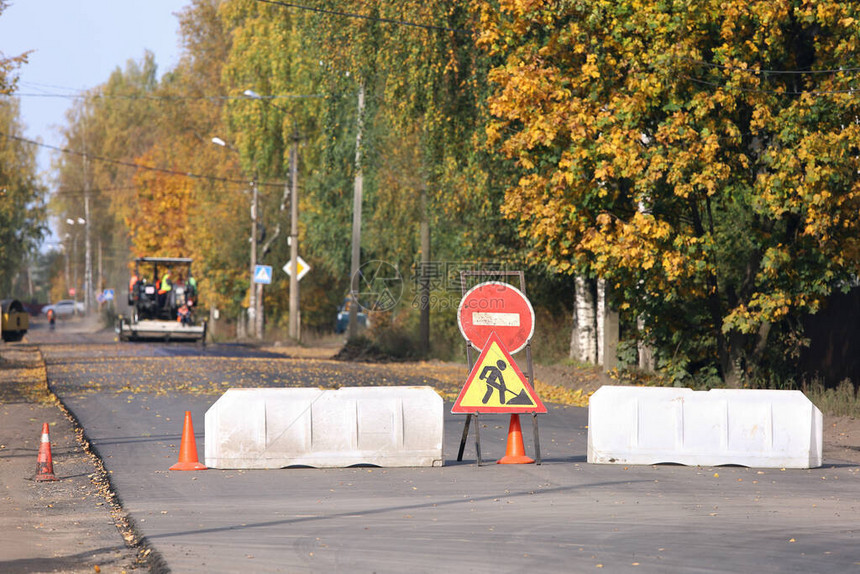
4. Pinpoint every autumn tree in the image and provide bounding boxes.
[481,0,860,385]
[51,0,252,317]
[144,0,250,316]
[52,54,162,304]
[0,98,47,295]
[0,7,46,297]
[0,1,28,96]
